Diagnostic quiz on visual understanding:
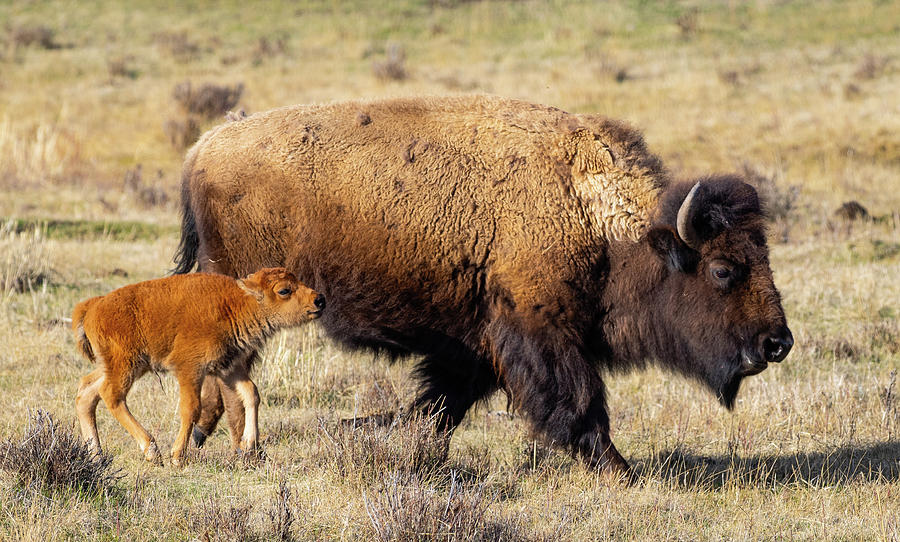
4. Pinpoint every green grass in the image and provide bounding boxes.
[1,0,899,540]
[5,218,177,241]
